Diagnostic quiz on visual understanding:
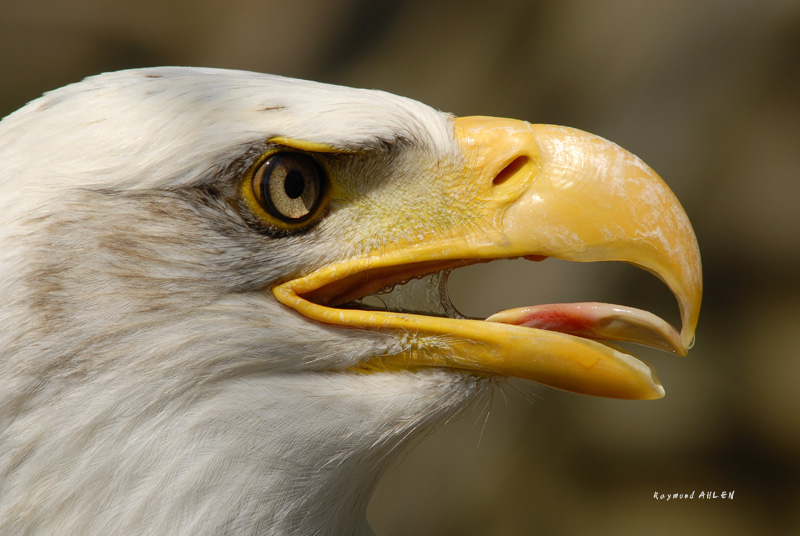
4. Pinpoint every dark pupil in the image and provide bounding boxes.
[284,170,305,199]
